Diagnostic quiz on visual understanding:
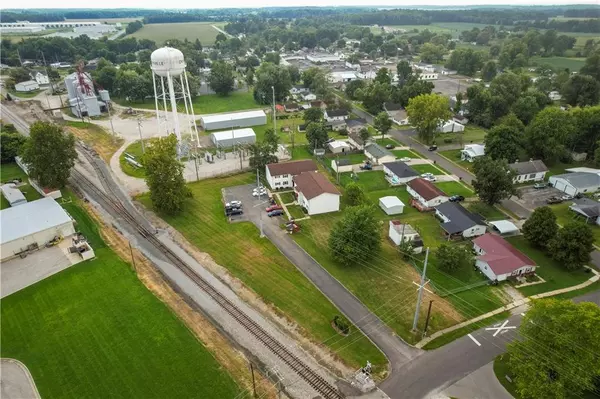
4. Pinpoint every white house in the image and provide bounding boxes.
[419,73,439,80]
[364,143,396,165]
[379,196,405,215]
[32,72,49,85]
[438,120,465,133]
[509,160,548,184]
[461,144,485,162]
[549,172,600,196]
[290,85,309,95]
[382,161,419,185]
[328,71,358,83]
[331,159,354,173]
[325,109,349,122]
[346,119,367,135]
[327,120,347,132]
[348,132,367,150]
[302,93,317,101]
[435,202,487,239]
[328,140,351,154]
[549,91,562,101]
[388,221,423,254]
[14,80,39,92]
[294,171,341,215]
[265,160,318,190]
[406,178,449,210]
[473,233,537,282]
